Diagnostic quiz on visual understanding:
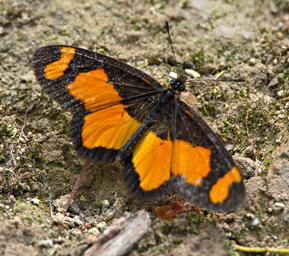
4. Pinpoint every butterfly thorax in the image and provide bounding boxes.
[159,89,174,105]
[158,78,186,108]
